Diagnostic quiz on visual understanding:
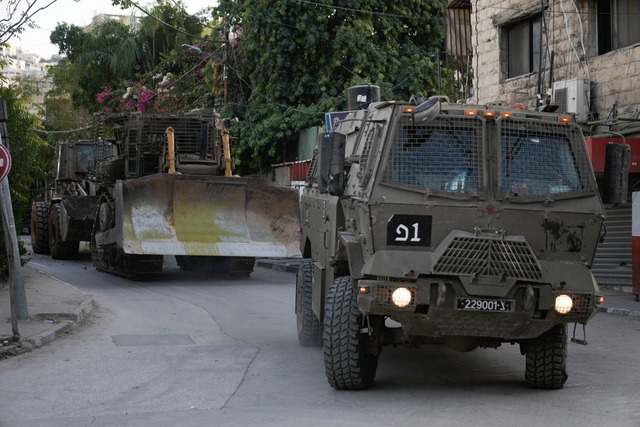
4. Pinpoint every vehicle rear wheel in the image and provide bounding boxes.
[31,201,50,254]
[296,259,322,347]
[48,204,79,260]
[323,276,378,390]
[525,324,568,389]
